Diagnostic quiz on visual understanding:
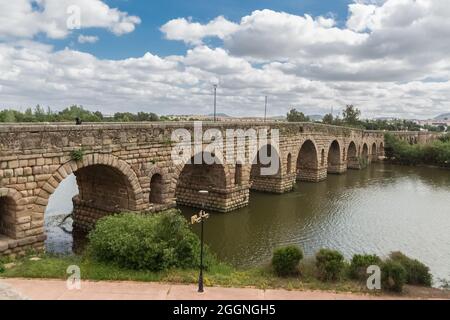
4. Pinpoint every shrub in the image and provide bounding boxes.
[315,249,345,281]
[70,149,84,161]
[272,246,303,277]
[389,252,432,287]
[0,263,4,273]
[349,254,382,280]
[88,210,212,271]
[381,259,407,292]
